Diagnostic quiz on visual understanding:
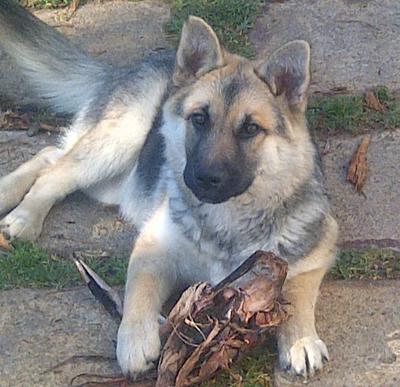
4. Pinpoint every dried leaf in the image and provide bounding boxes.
[160,282,212,337]
[39,122,59,132]
[156,251,288,386]
[197,346,231,380]
[71,252,288,387]
[0,233,12,252]
[347,135,371,192]
[69,0,80,15]
[321,140,332,156]
[365,91,385,112]
[174,321,221,387]
[70,254,123,320]
[0,110,30,130]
